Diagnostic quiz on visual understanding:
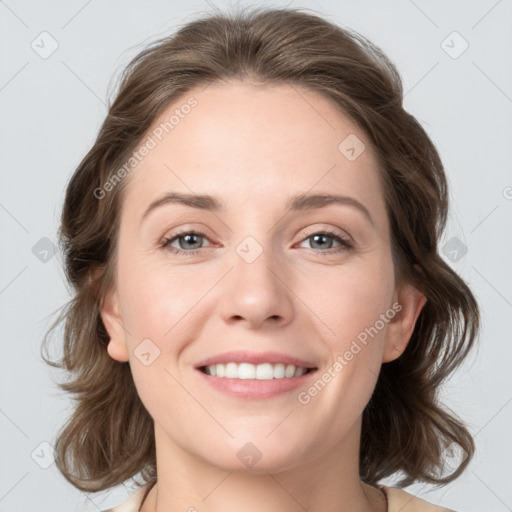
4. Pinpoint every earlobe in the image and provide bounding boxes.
[100,286,130,363]
[382,282,427,363]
